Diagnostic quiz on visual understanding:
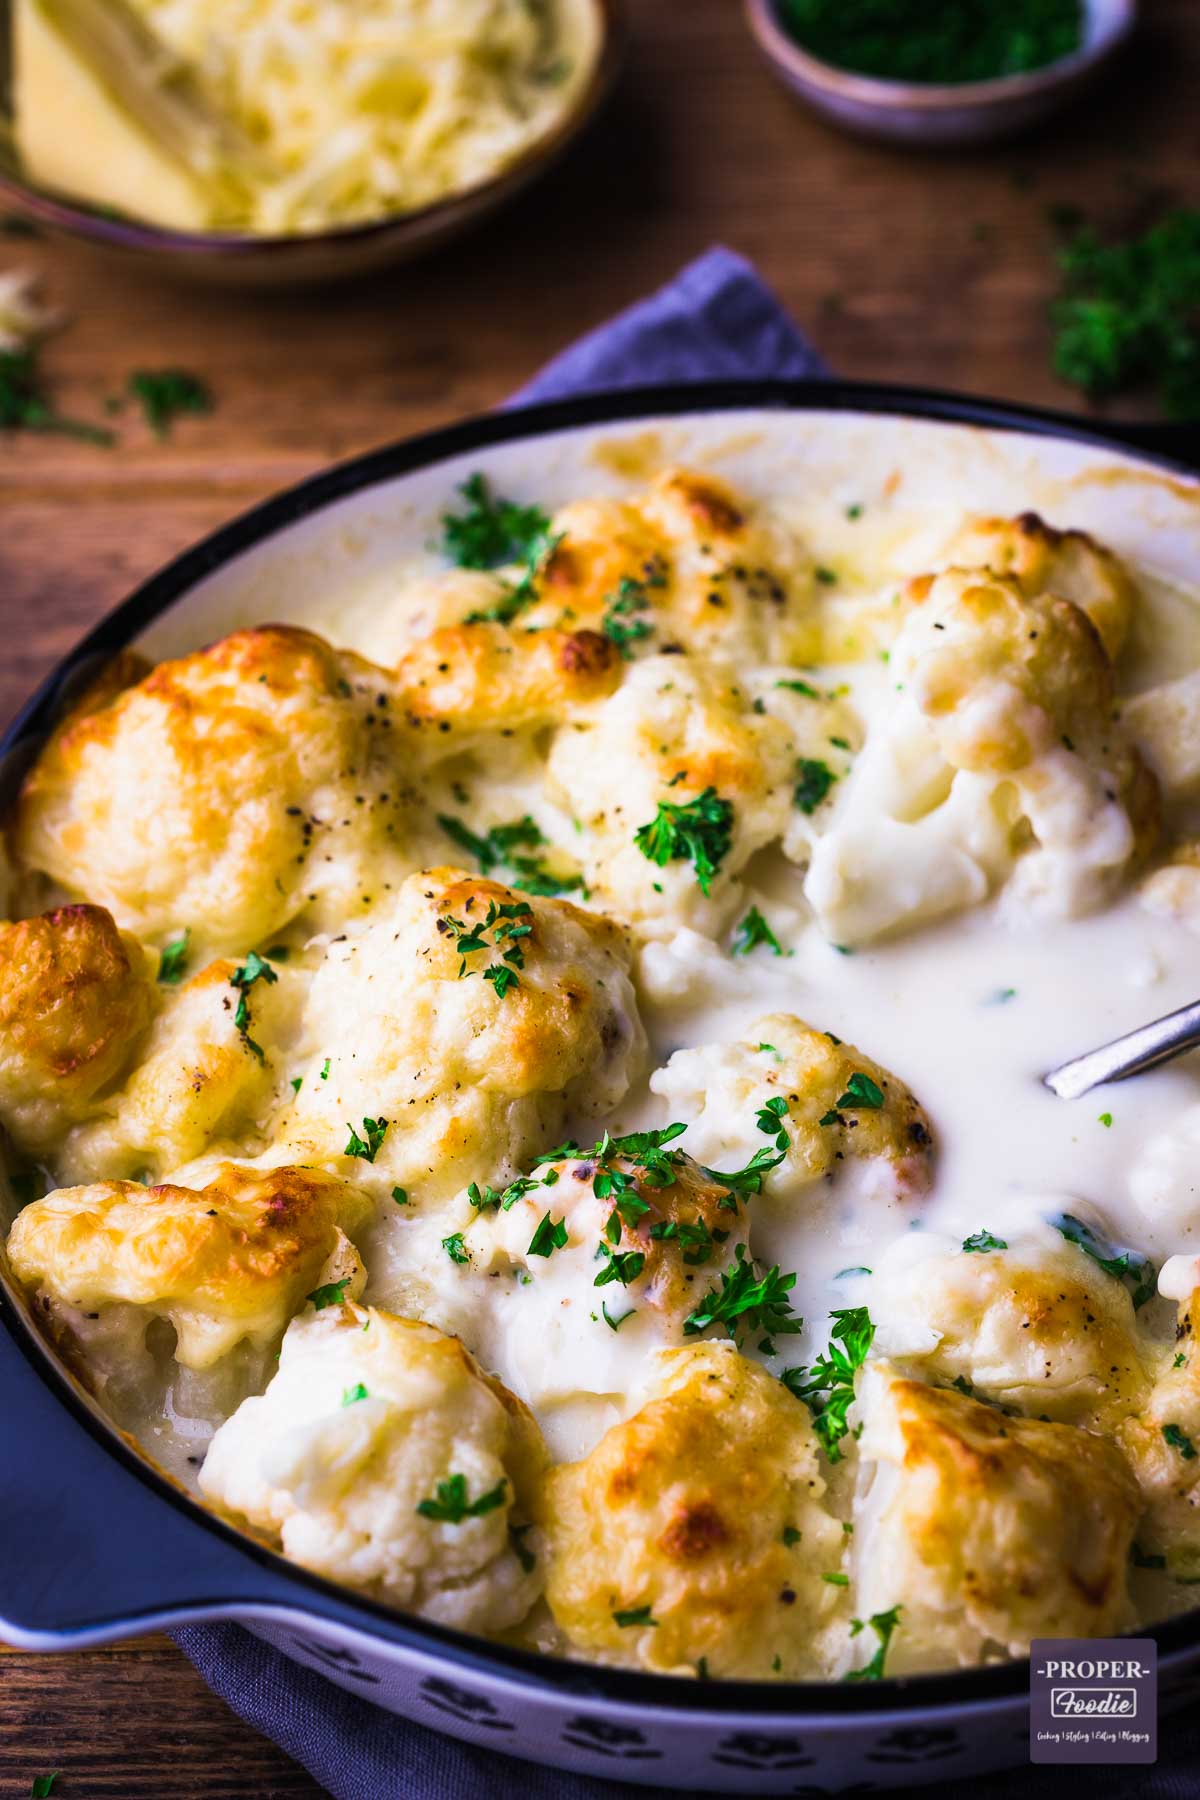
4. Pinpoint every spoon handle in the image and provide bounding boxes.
[1044,999,1200,1099]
